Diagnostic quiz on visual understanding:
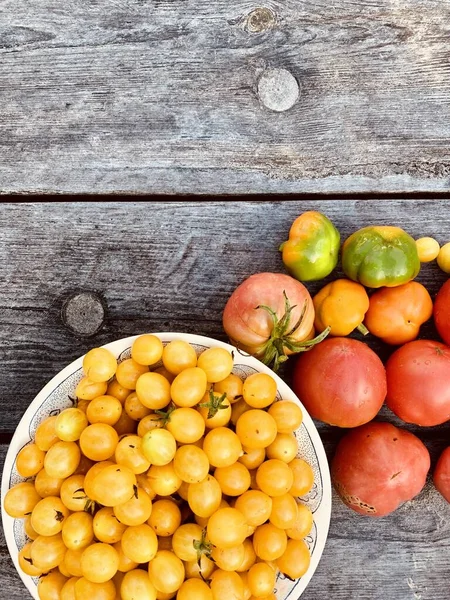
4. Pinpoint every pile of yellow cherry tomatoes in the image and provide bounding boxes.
[4,335,315,600]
